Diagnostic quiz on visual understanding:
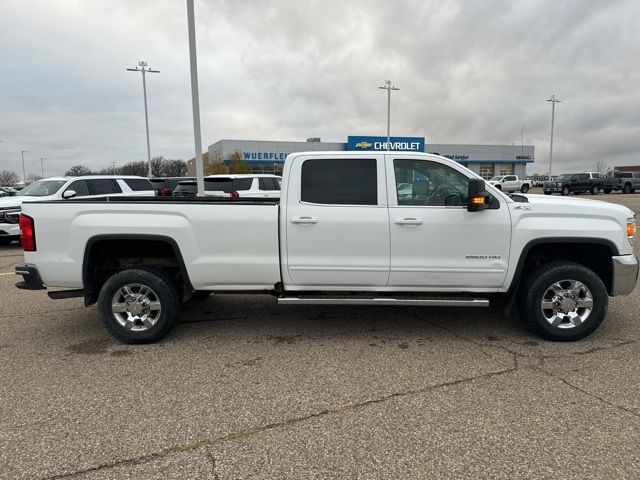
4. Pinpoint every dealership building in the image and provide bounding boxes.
[187,136,535,179]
